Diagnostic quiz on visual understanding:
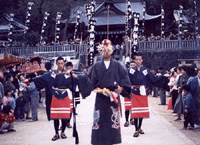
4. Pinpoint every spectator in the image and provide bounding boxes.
[186,65,199,128]
[0,81,4,110]
[180,84,195,130]
[174,65,189,121]
[168,71,178,108]
[0,105,16,134]
[12,70,21,92]
[18,73,31,120]
[26,73,39,122]
[158,67,167,105]
[2,89,15,111]
[4,74,16,98]
[151,69,158,97]
[15,91,26,121]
